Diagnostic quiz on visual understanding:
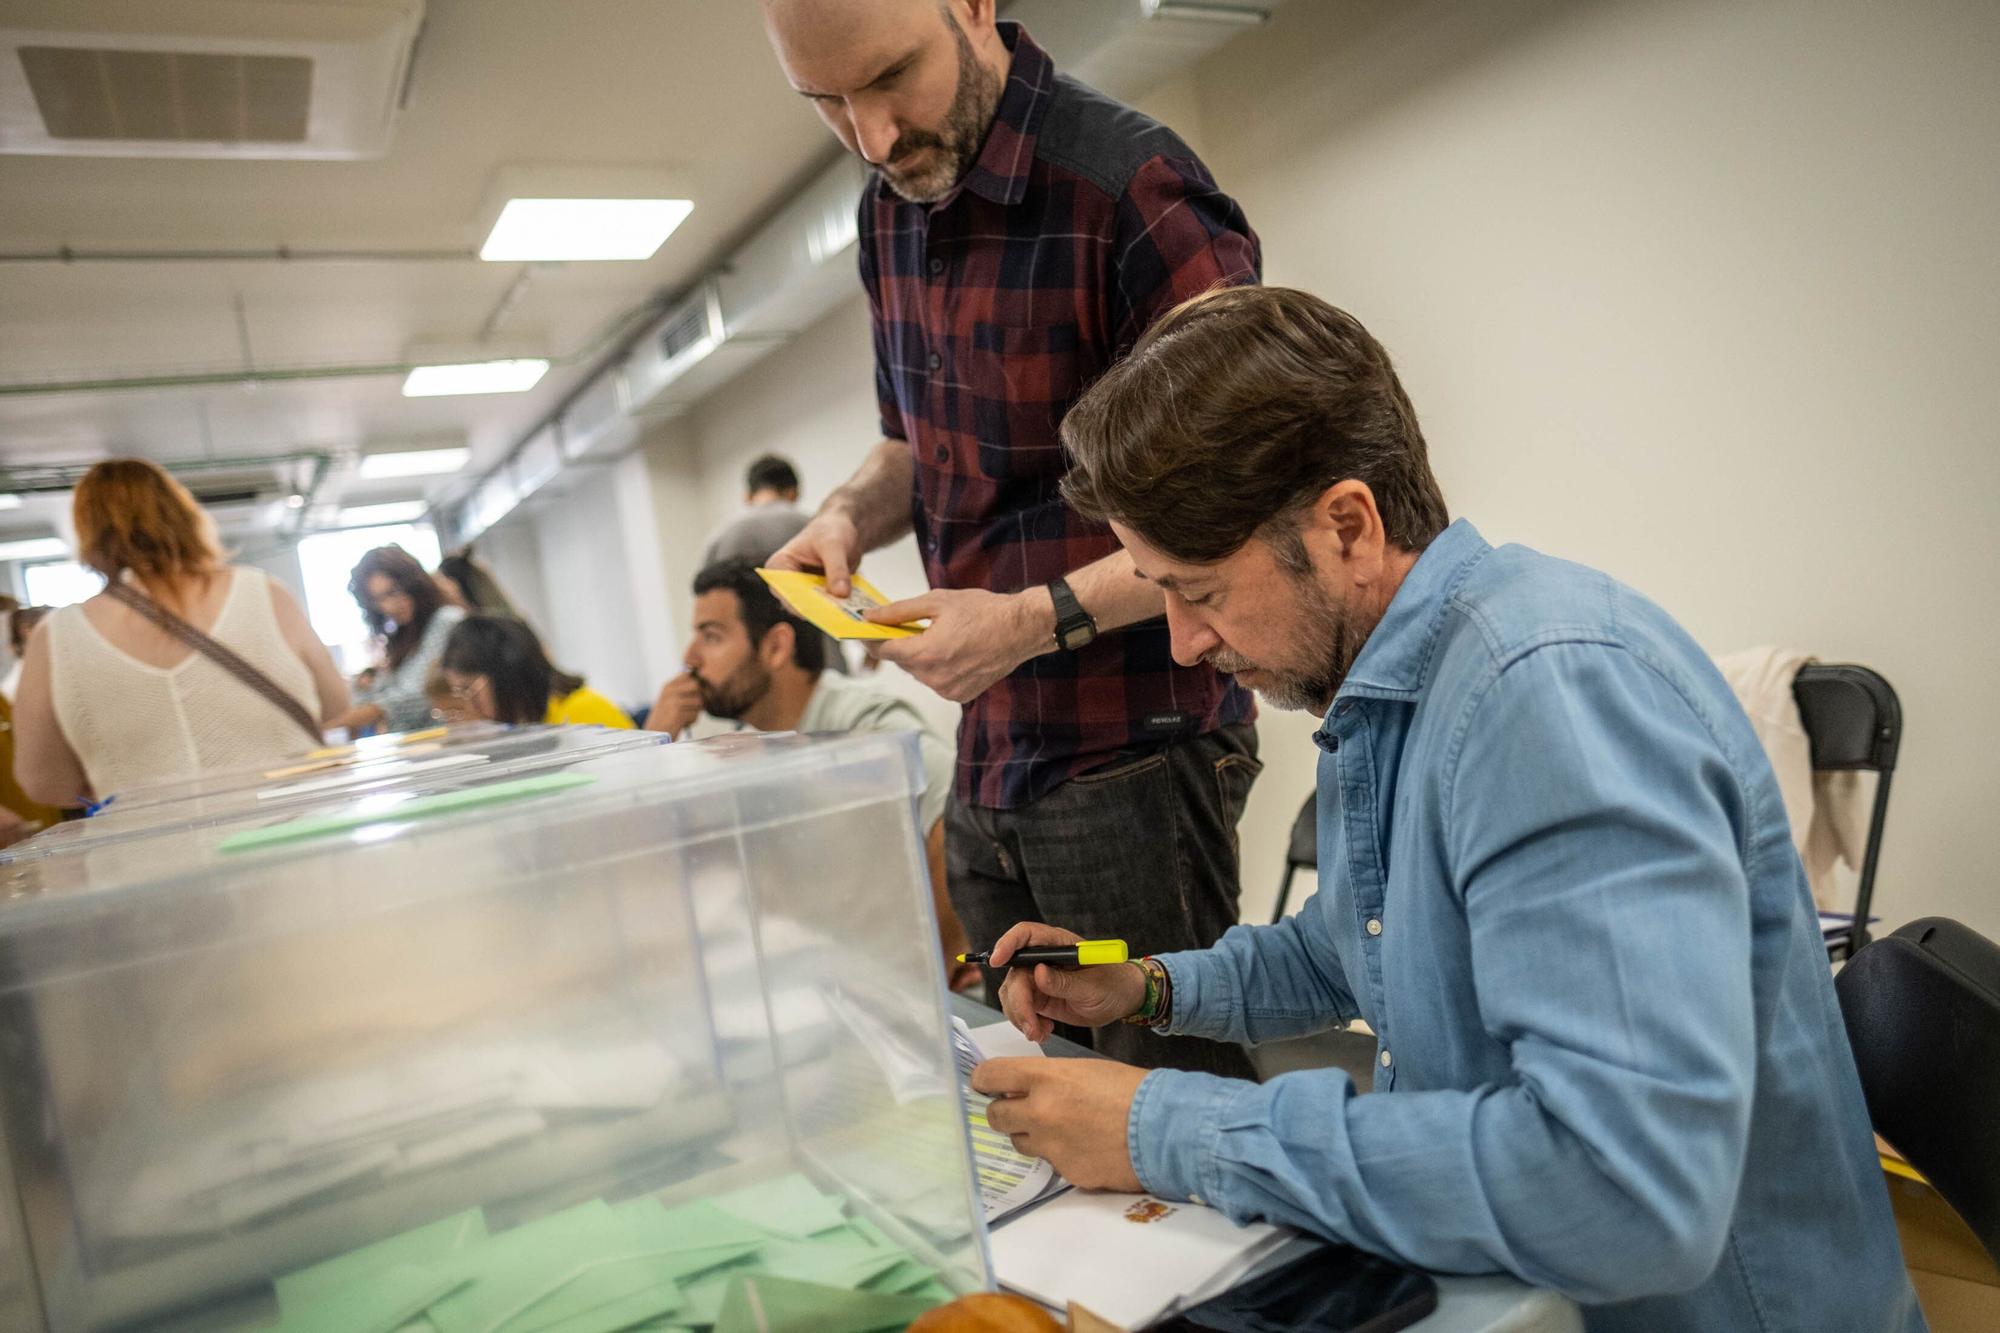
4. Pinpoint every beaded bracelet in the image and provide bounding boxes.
[1122,957,1173,1028]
